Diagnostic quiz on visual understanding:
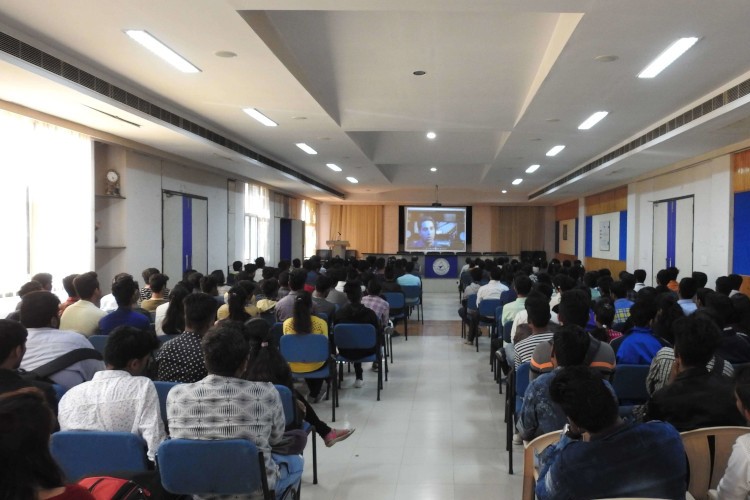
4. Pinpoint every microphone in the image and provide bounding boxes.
[338,232,342,238]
